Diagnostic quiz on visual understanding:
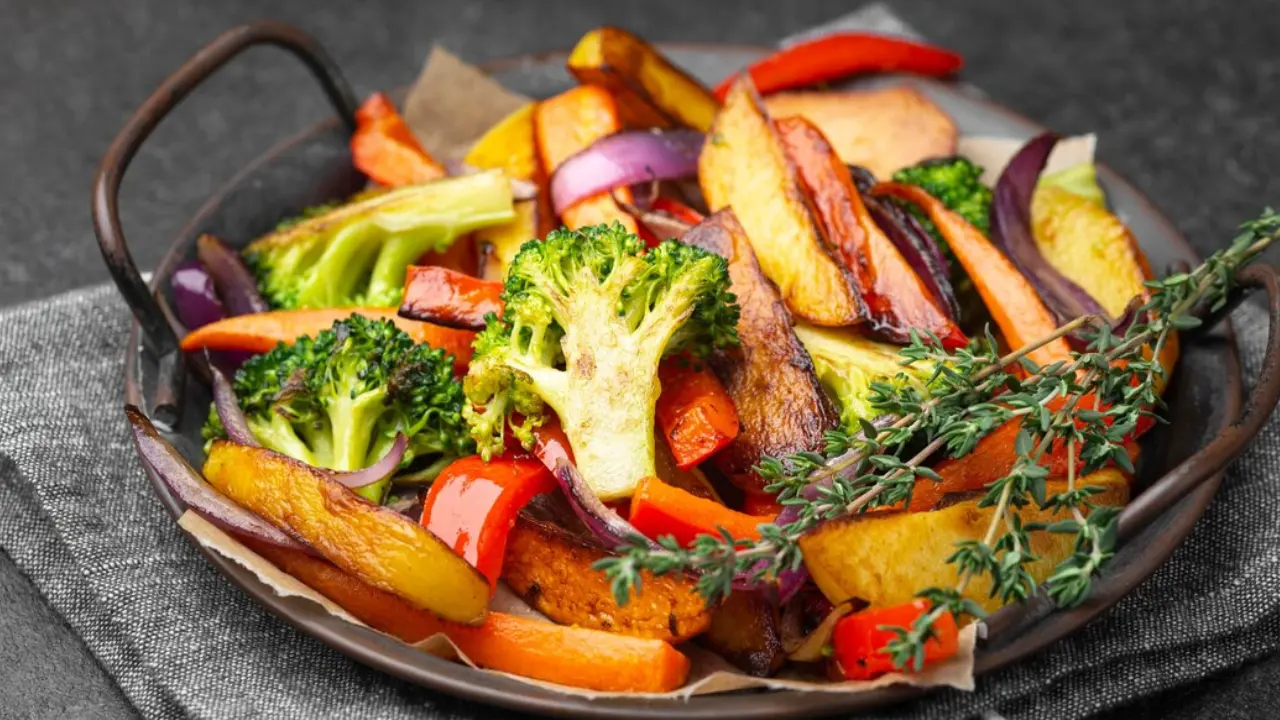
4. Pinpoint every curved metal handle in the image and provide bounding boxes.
[1119,263,1280,537]
[91,21,358,429]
